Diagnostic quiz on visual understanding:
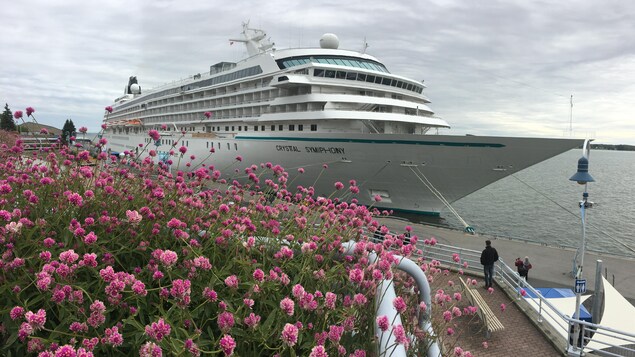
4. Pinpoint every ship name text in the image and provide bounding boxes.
[275,145,345,155]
